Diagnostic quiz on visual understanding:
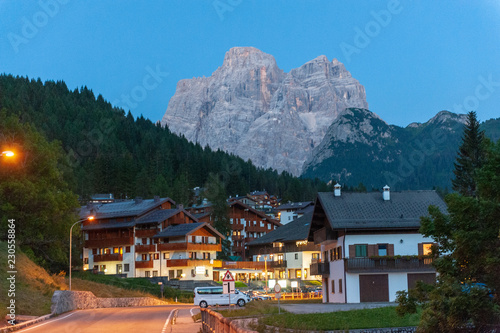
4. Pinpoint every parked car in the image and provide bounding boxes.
[462,282,494,299]
[251,292,272,301]
[194,287,252,308]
